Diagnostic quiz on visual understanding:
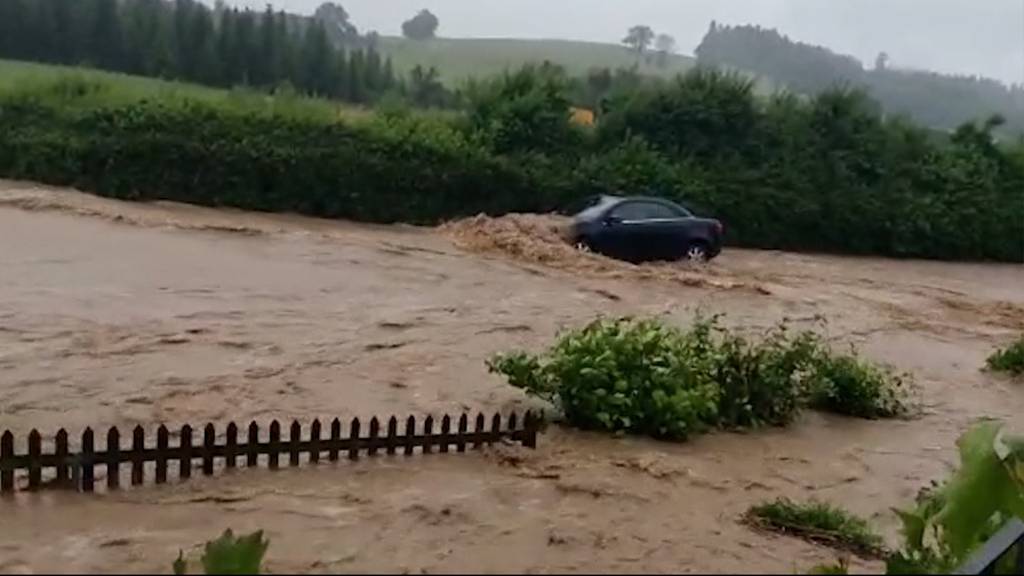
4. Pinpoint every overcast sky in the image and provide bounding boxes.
[231,0,1024,85]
